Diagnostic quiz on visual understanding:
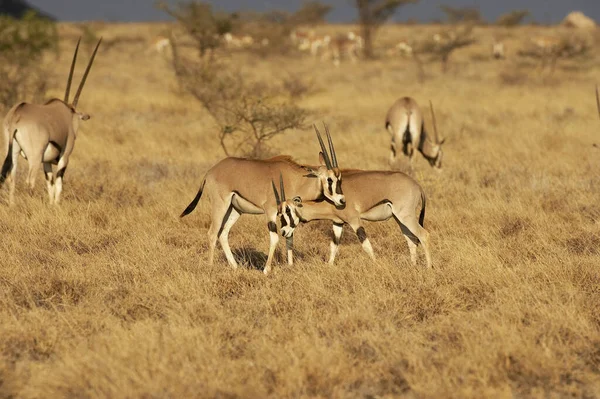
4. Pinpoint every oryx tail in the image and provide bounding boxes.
[0,128,17,186]
[419,191,426,228]
[180,178,206,217]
